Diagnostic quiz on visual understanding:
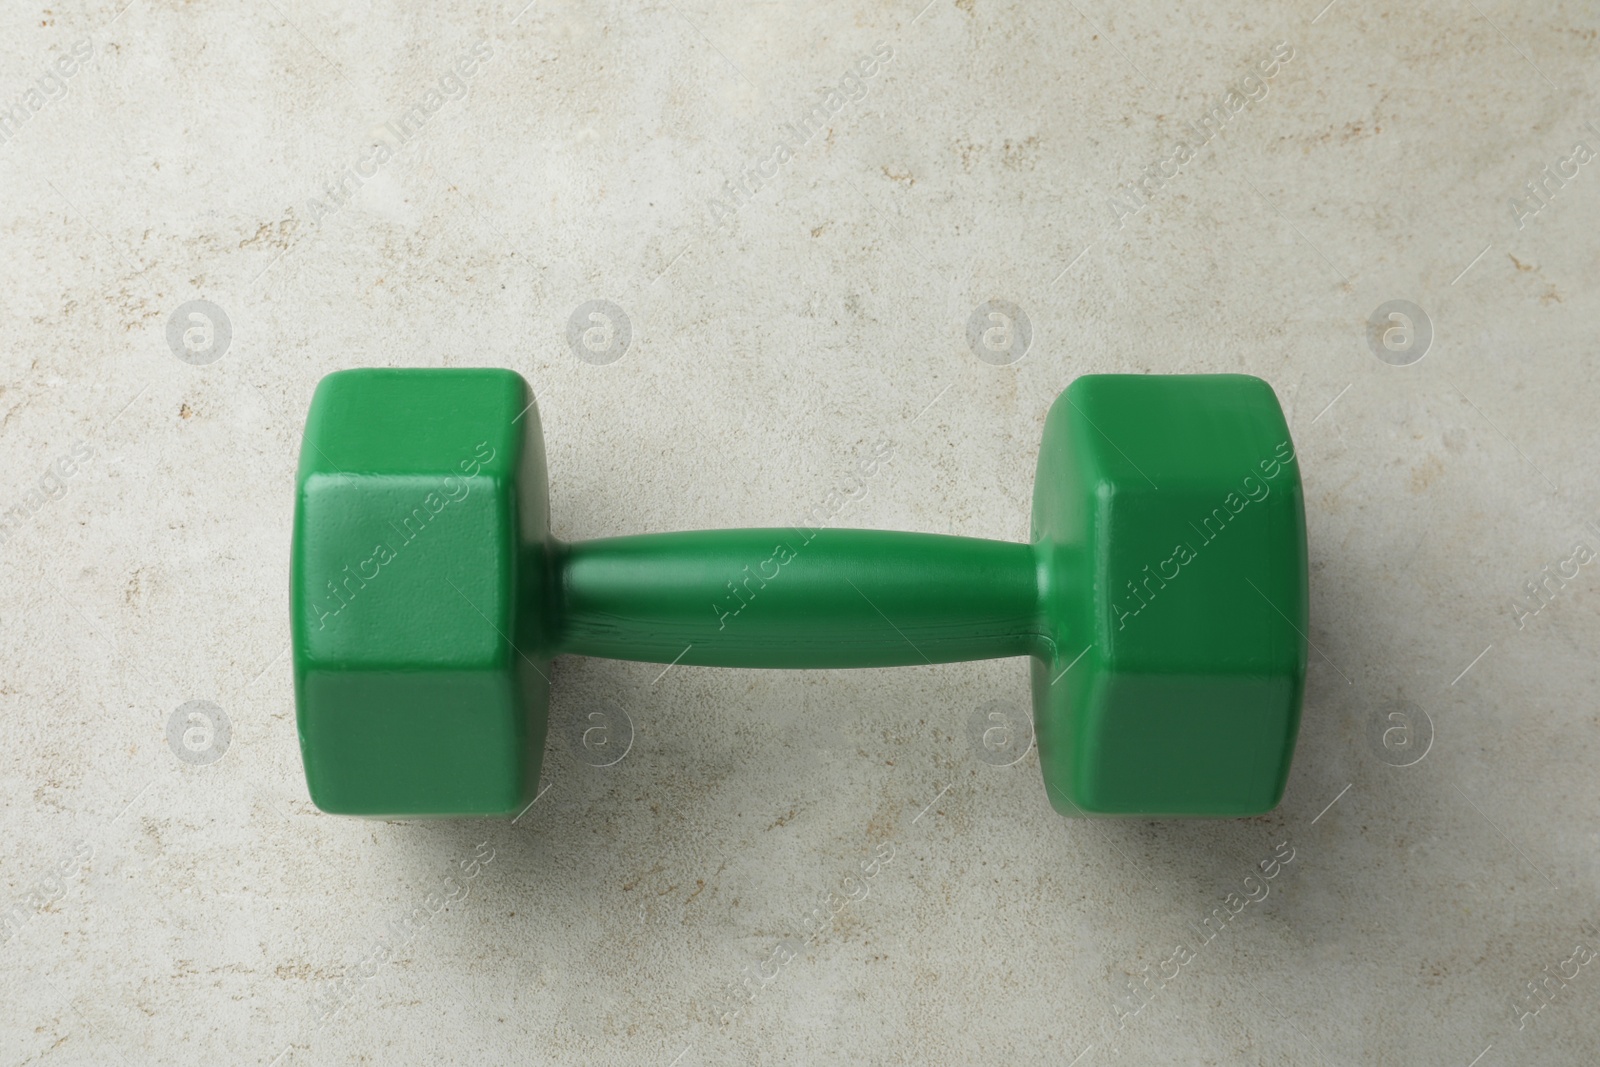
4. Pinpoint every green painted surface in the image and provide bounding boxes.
[292,369,1306,818]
